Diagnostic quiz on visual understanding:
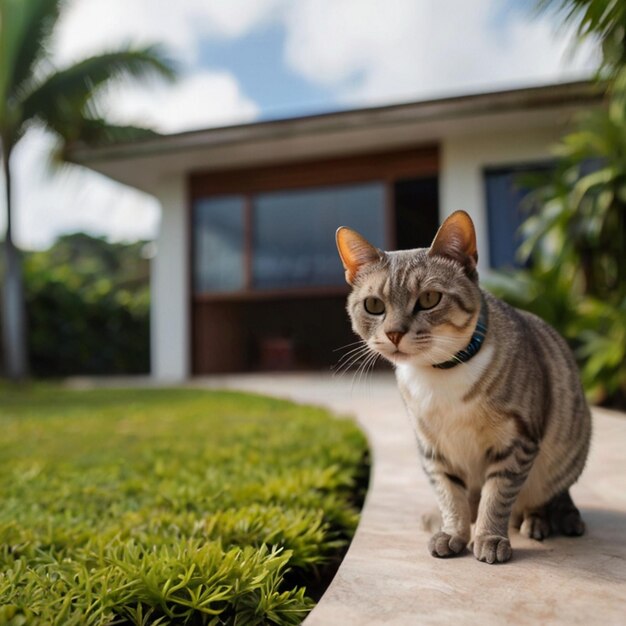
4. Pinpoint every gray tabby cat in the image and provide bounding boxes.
[336,210,591,564]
